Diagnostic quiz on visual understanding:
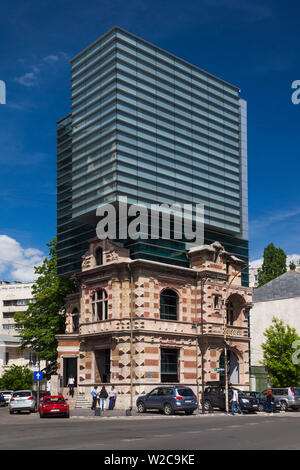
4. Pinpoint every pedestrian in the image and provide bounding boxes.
[68,375,75,397]
[230,387,243,415]
[91,386,98,410]
[265,389,274,414]
[99,386,108,411]
[108,385,117,410]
